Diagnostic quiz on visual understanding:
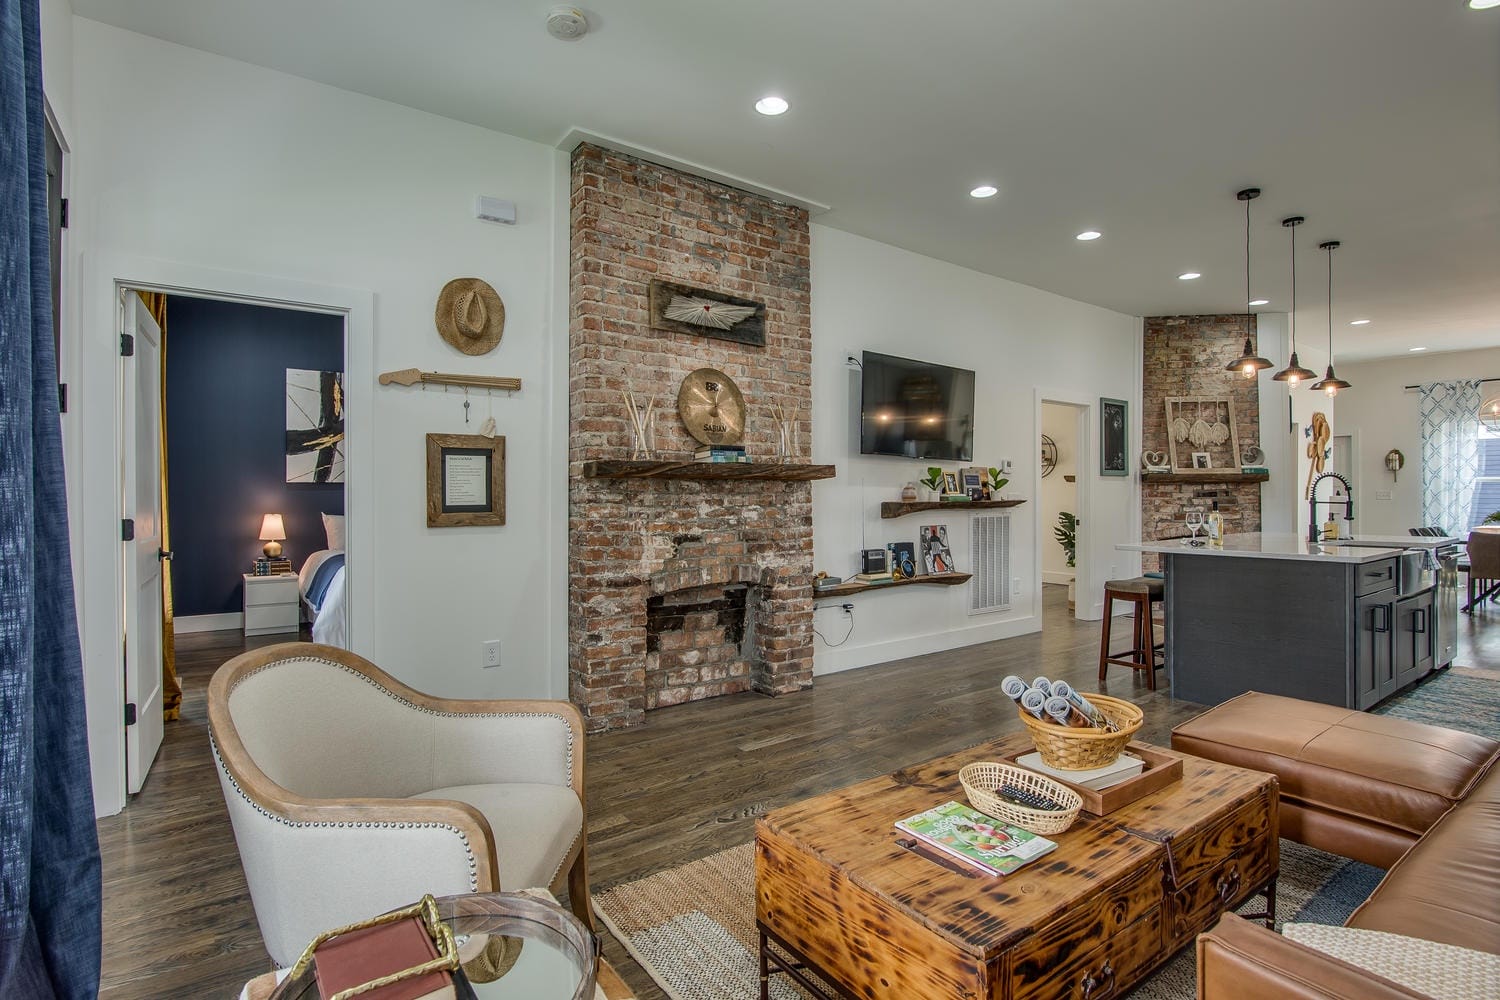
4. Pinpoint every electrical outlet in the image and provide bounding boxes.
[1375,490,1393,501]
[1012,576,1022,594]
[482,640,501,669]
[1110,565,1117,579]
